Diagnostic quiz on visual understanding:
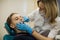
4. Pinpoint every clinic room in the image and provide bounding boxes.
[0,0,60,40]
